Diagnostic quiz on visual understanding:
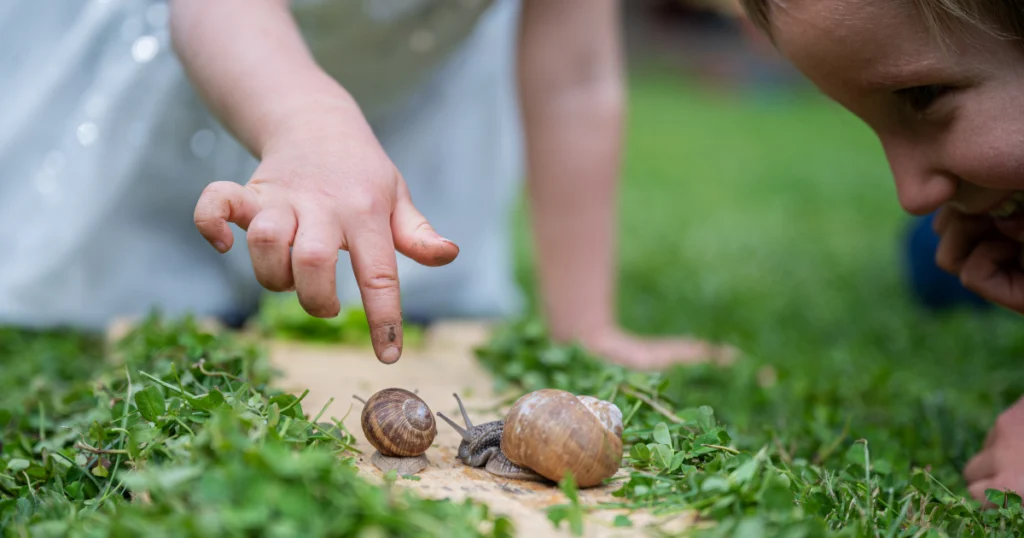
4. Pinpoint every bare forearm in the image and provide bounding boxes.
[518,0,625,342]
[169,0,364,157]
